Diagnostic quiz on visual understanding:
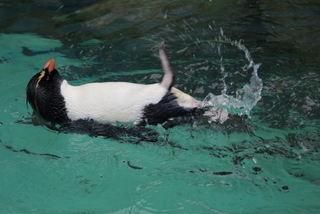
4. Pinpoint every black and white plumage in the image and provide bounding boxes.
[26,42,200,128]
